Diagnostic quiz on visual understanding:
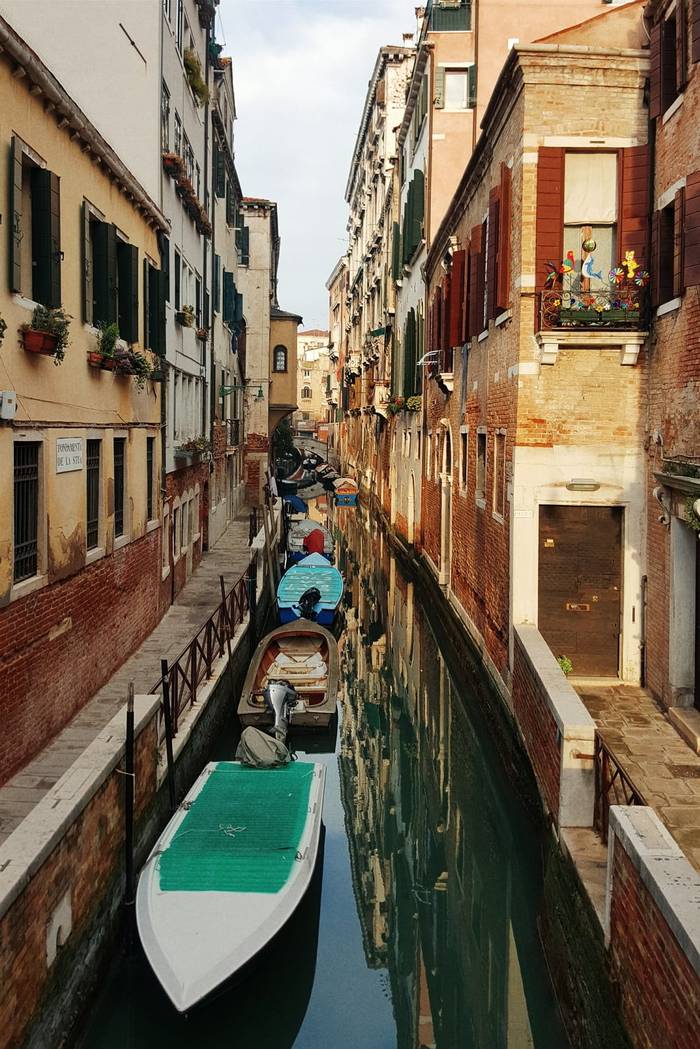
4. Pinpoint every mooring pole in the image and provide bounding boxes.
[247,554,258,649]
[125,683,135,953]
[160,659,176,813]
[220,575,237,699]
